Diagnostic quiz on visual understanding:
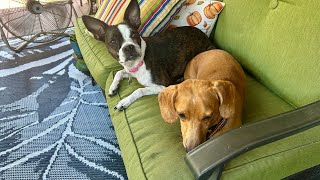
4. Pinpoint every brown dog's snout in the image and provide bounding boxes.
[184,135,205,152]
[182,122,207,152]
[186,145,195,153]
